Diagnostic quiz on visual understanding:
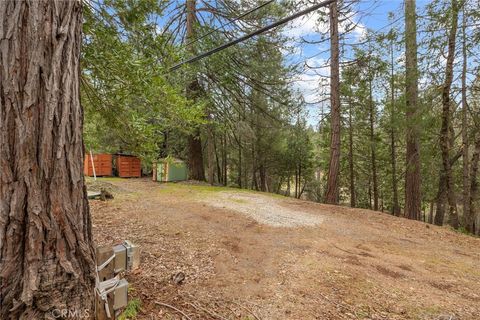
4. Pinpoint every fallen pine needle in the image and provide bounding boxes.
[186,302,229,320]
[155,301,192,320]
